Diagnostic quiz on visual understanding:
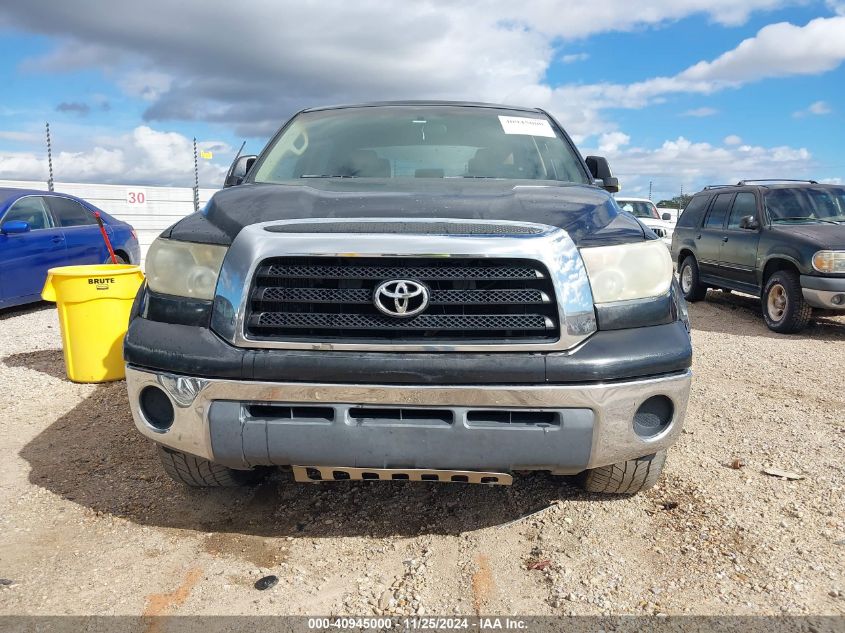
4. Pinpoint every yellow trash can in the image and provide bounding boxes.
[41,264,145,383]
